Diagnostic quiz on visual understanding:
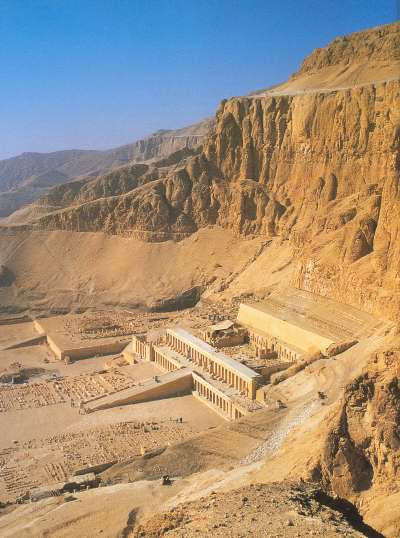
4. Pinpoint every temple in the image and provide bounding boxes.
[123,327,263,420]
[237,287,378,361]
[86,288,380,421]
